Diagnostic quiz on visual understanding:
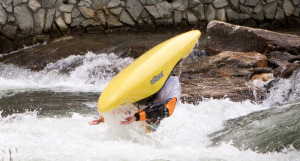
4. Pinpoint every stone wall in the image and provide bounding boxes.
[0,0,300,53]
